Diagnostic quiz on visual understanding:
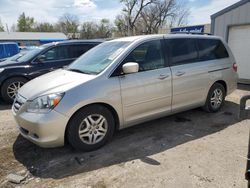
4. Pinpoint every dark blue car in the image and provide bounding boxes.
[0,40,102,103]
